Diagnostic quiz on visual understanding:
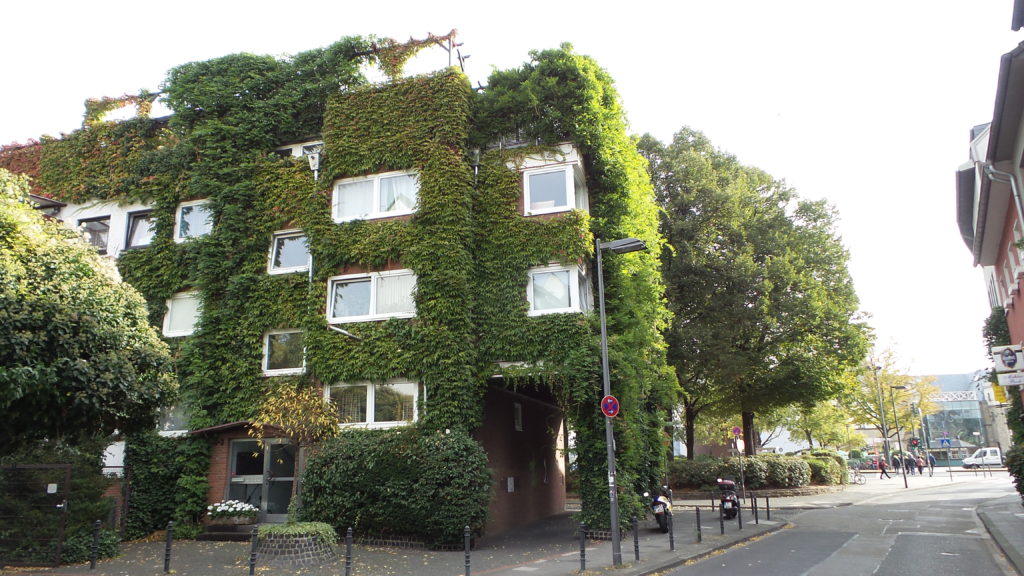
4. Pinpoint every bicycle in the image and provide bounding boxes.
[848,468,867,485]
